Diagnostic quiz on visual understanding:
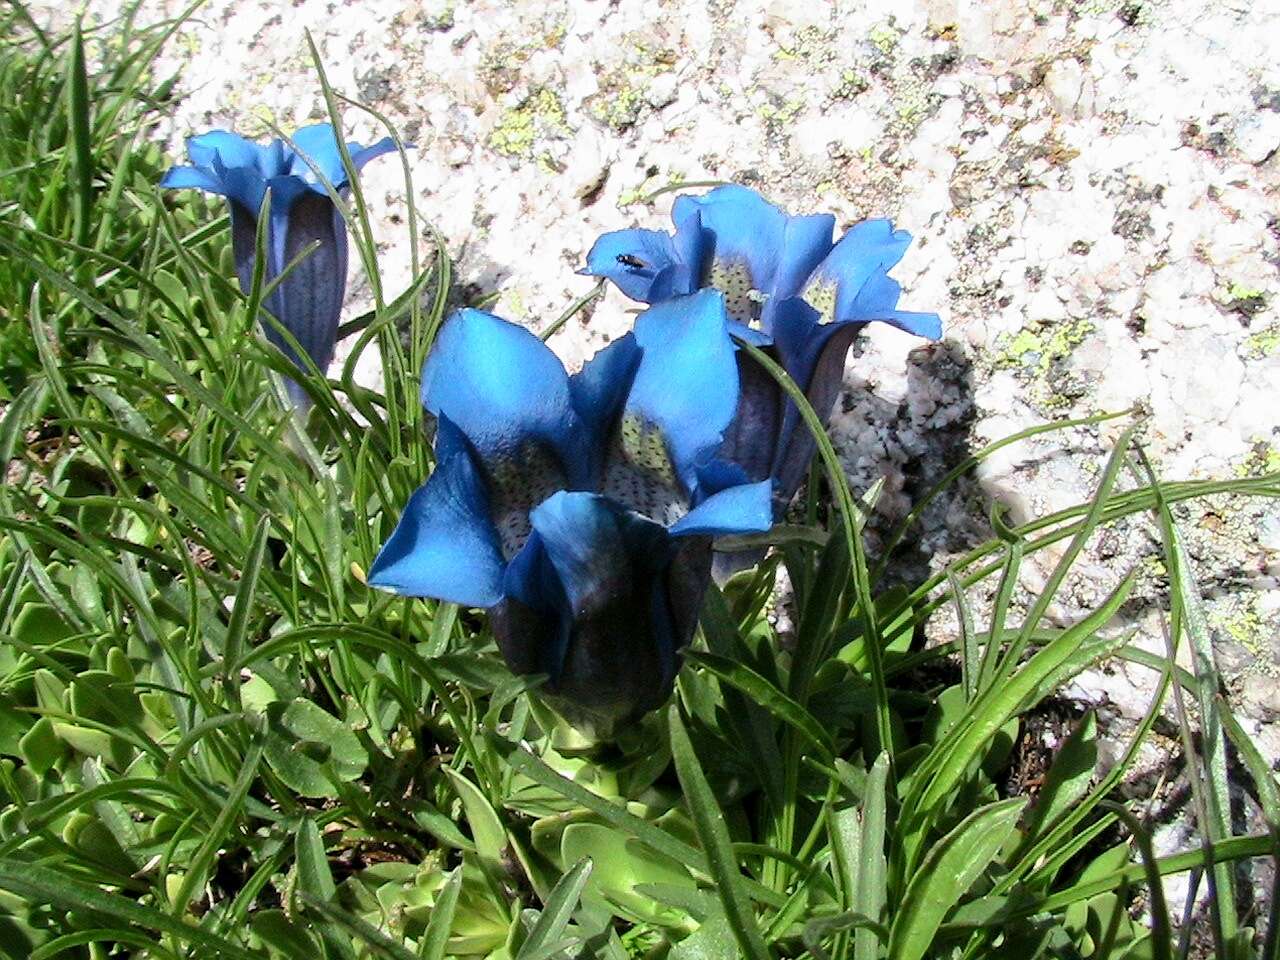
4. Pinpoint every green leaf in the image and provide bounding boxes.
[66,19,93,249]
[488,734,711,878]
[0,860,262,960]
[250,909,321,960]
[698,586,785,815]
[685,650,833,760]
[854,752,889,960]
[827,805,861,910]
[671,909,738,960]
[295,817,337,902]
[264,699,368,798]
[12,603,76,646]
[515,857,592,960]
[223,515,271,710]
[1025,711,1097,840]
[668,705,771,960]
[420,867,462,960]
[18,717,62,776]
[442,766,508,880]
[300,892,421,960]
[169,738,264,916]
[888,797,1027,960]
[909,570,1135,831]
[561,824,693,926]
